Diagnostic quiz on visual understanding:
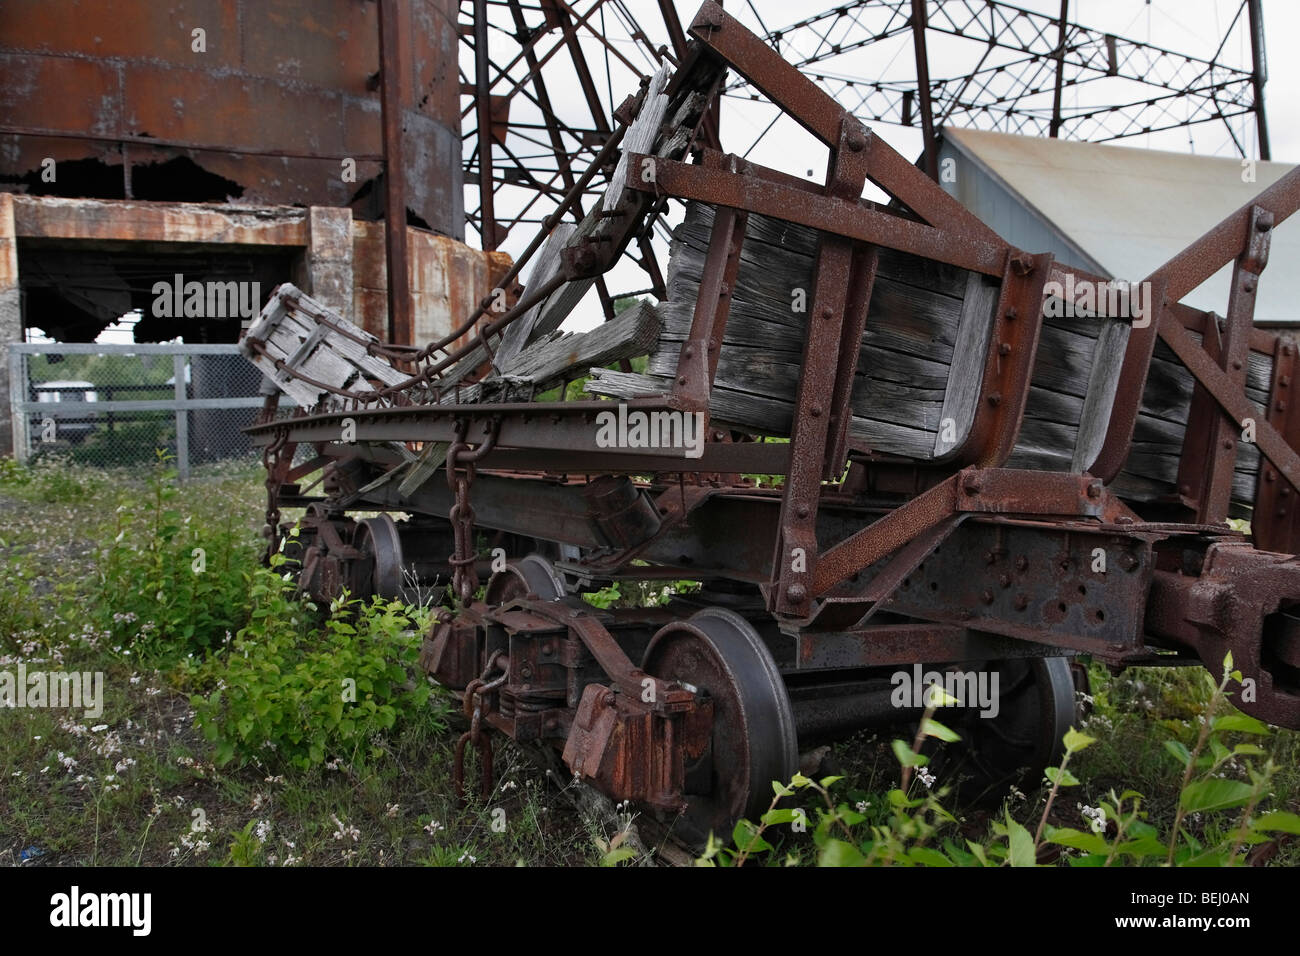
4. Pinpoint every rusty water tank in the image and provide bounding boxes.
[0,0,462,238]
